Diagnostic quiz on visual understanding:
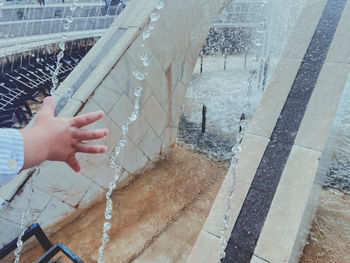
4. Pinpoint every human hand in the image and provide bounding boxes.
[20,97,108,172]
